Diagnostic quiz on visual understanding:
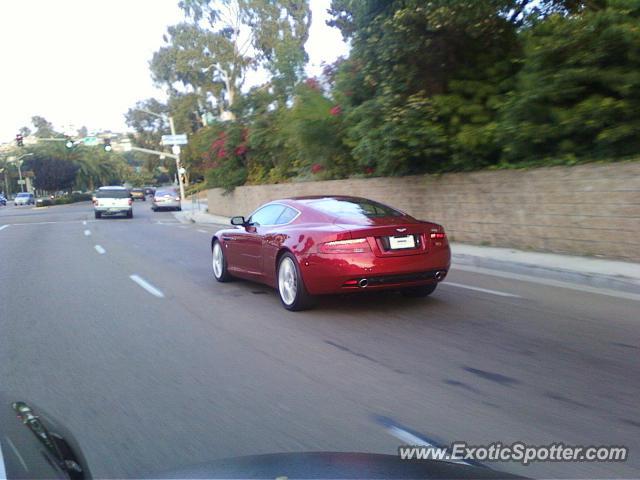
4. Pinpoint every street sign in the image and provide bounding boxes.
[82,136,99,146]
[17,180,26,185]
[161,134,188,146]
[172,145,181,155]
